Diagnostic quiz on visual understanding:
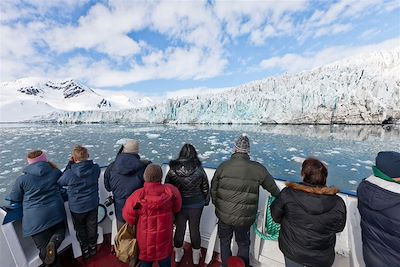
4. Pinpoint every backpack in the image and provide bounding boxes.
[114,223,138,266]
